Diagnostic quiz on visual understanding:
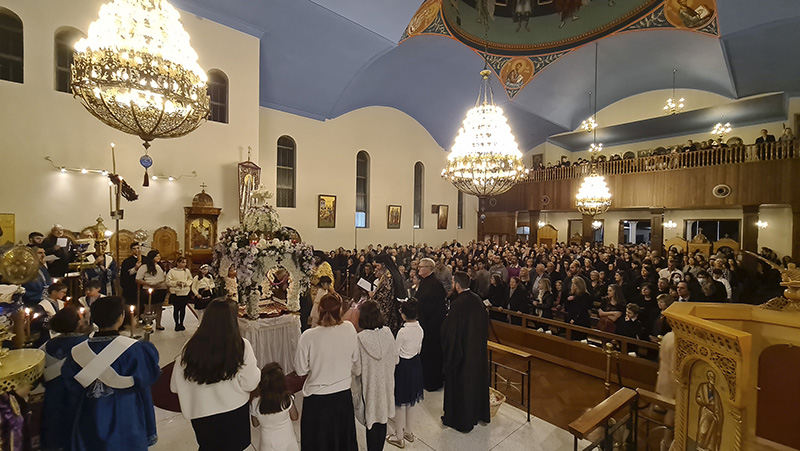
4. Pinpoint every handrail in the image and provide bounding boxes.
[527,139,800,183]
[636,388,675,411]
[568,387,637,439]
[488,307,660,354]
[488,340,533,359]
